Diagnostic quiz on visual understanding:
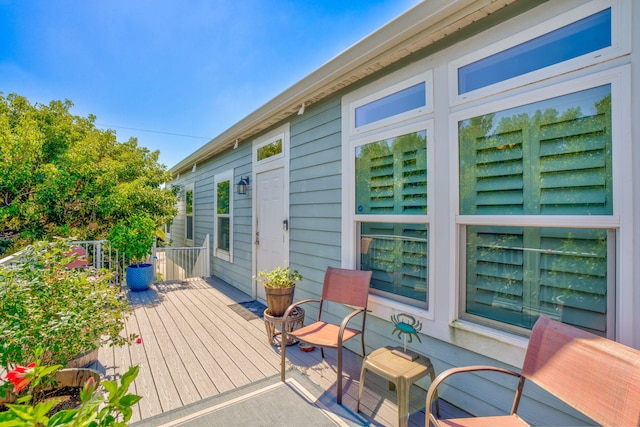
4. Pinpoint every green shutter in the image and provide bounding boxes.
[460,85,612,216]
[361,222,428,303]
[461,85,612,333]
[356,131,427,215]
[466,226,608,333]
